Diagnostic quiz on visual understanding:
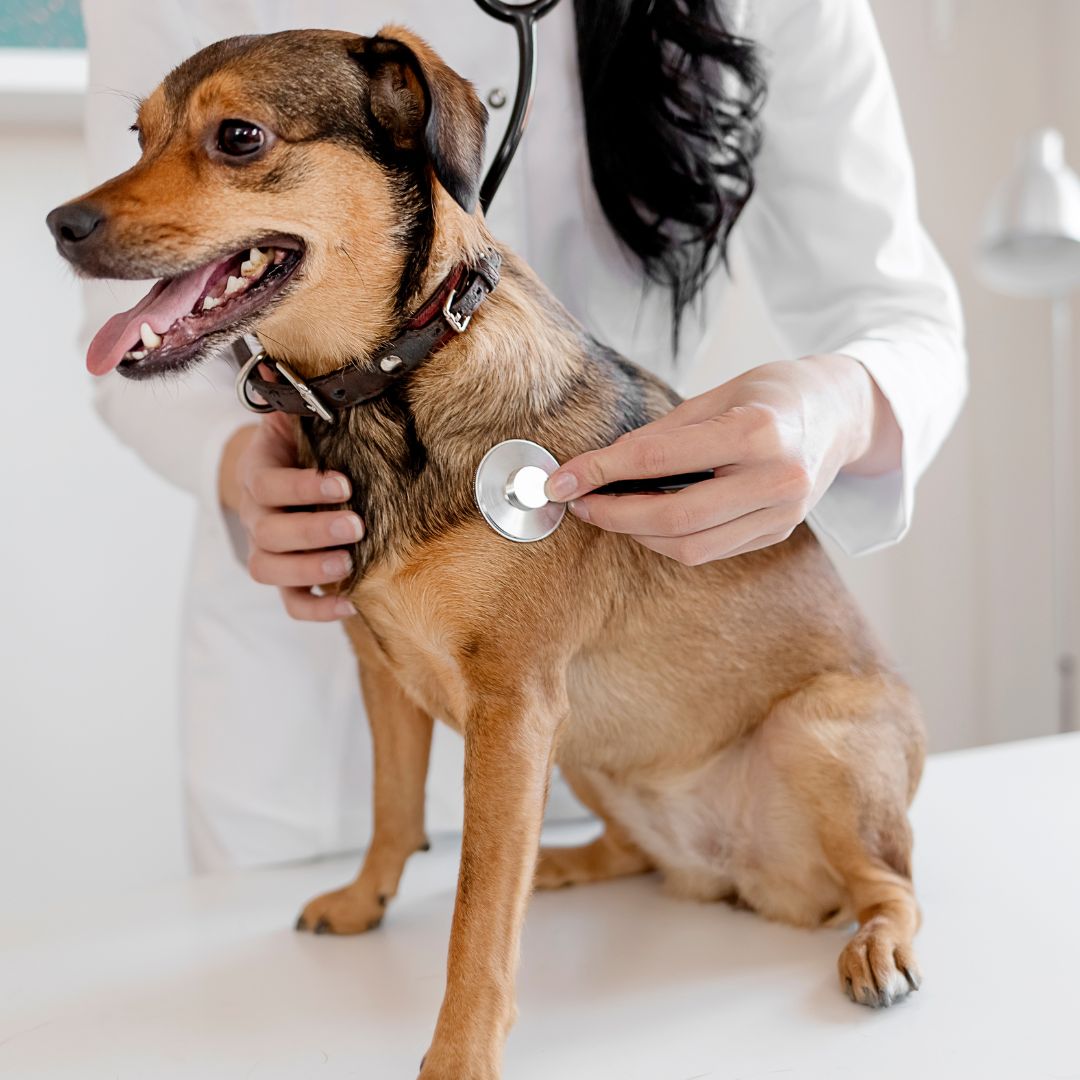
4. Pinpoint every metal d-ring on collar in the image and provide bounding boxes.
[235,344,335,423]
